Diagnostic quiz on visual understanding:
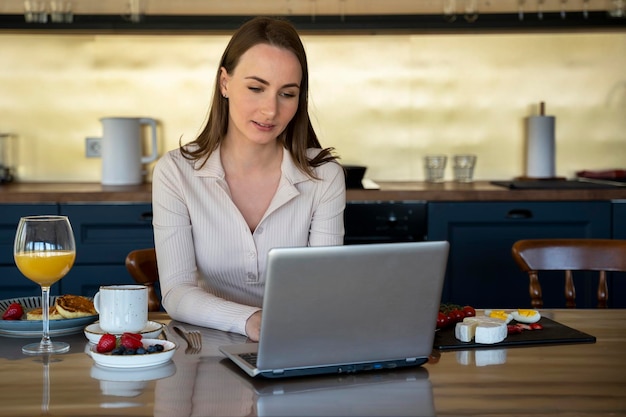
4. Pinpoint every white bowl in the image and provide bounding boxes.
[87,339,177,369]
